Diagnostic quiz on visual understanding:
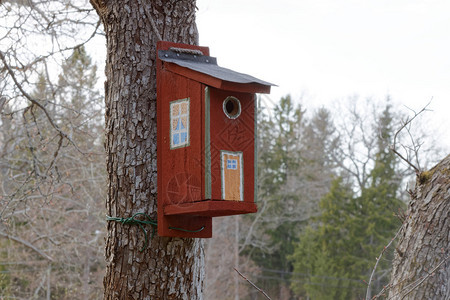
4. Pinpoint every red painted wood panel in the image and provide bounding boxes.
[157,42,212,237]
[209,88,255,204]
[158,70,203,205]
